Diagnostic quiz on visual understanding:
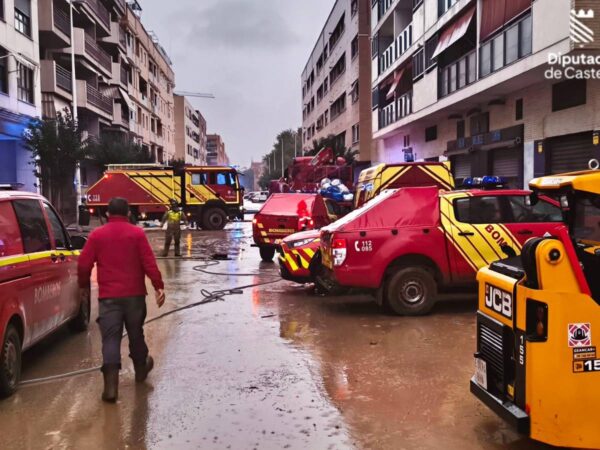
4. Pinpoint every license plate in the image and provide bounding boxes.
[474,358,487,390]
